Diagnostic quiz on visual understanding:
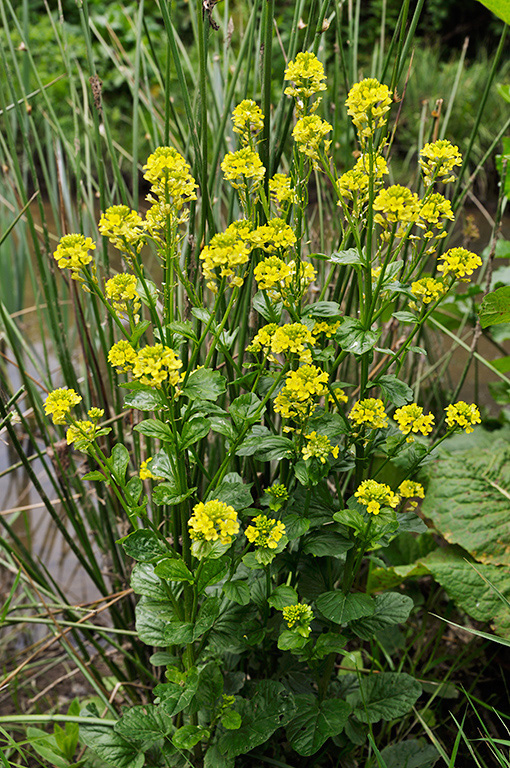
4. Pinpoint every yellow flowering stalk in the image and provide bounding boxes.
[337,156,388,205]
[282,604,314,637]
[105,274,141,322]
[354,479,400,515]
[98,206,145,255]
[284,260,317,302]
[346,78,392,141]
[250,322,314,364]
[419,139,462,186]
[221,147,265,190]
[417,193,454,239]
[269,173,298,208]
[232,99,264,145]
[349,398,388,430]
[302,432,339,463]
[398,480,425,510]
[44,388,82,425]
[264,483,289,513]
[249,219,297,253]
[245,515,286,549]
[253,256,292,299]
[437,247,482,280]
[199,221,253,292]
[108,340,138,372]
[312,320,341,338]
[374,185,420,236]
[292,115,332,166]
[143,146,198,209]
[53,234,96,280]
[411,277,445,305]
[132,344,183,388]
[66,409,108,452]
[274,365,329,421]
[445,401,481,434]
[284,52,327,113]
[188,500,239,546]
[394,404,435,442]
[354,153,389,179]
